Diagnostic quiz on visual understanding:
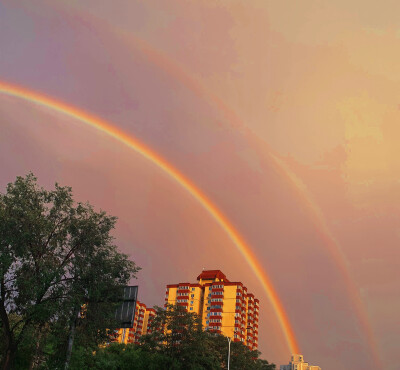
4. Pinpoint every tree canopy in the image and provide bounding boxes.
[137,304,275,370]
[0,174,139,369]
[72,304,275,369]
